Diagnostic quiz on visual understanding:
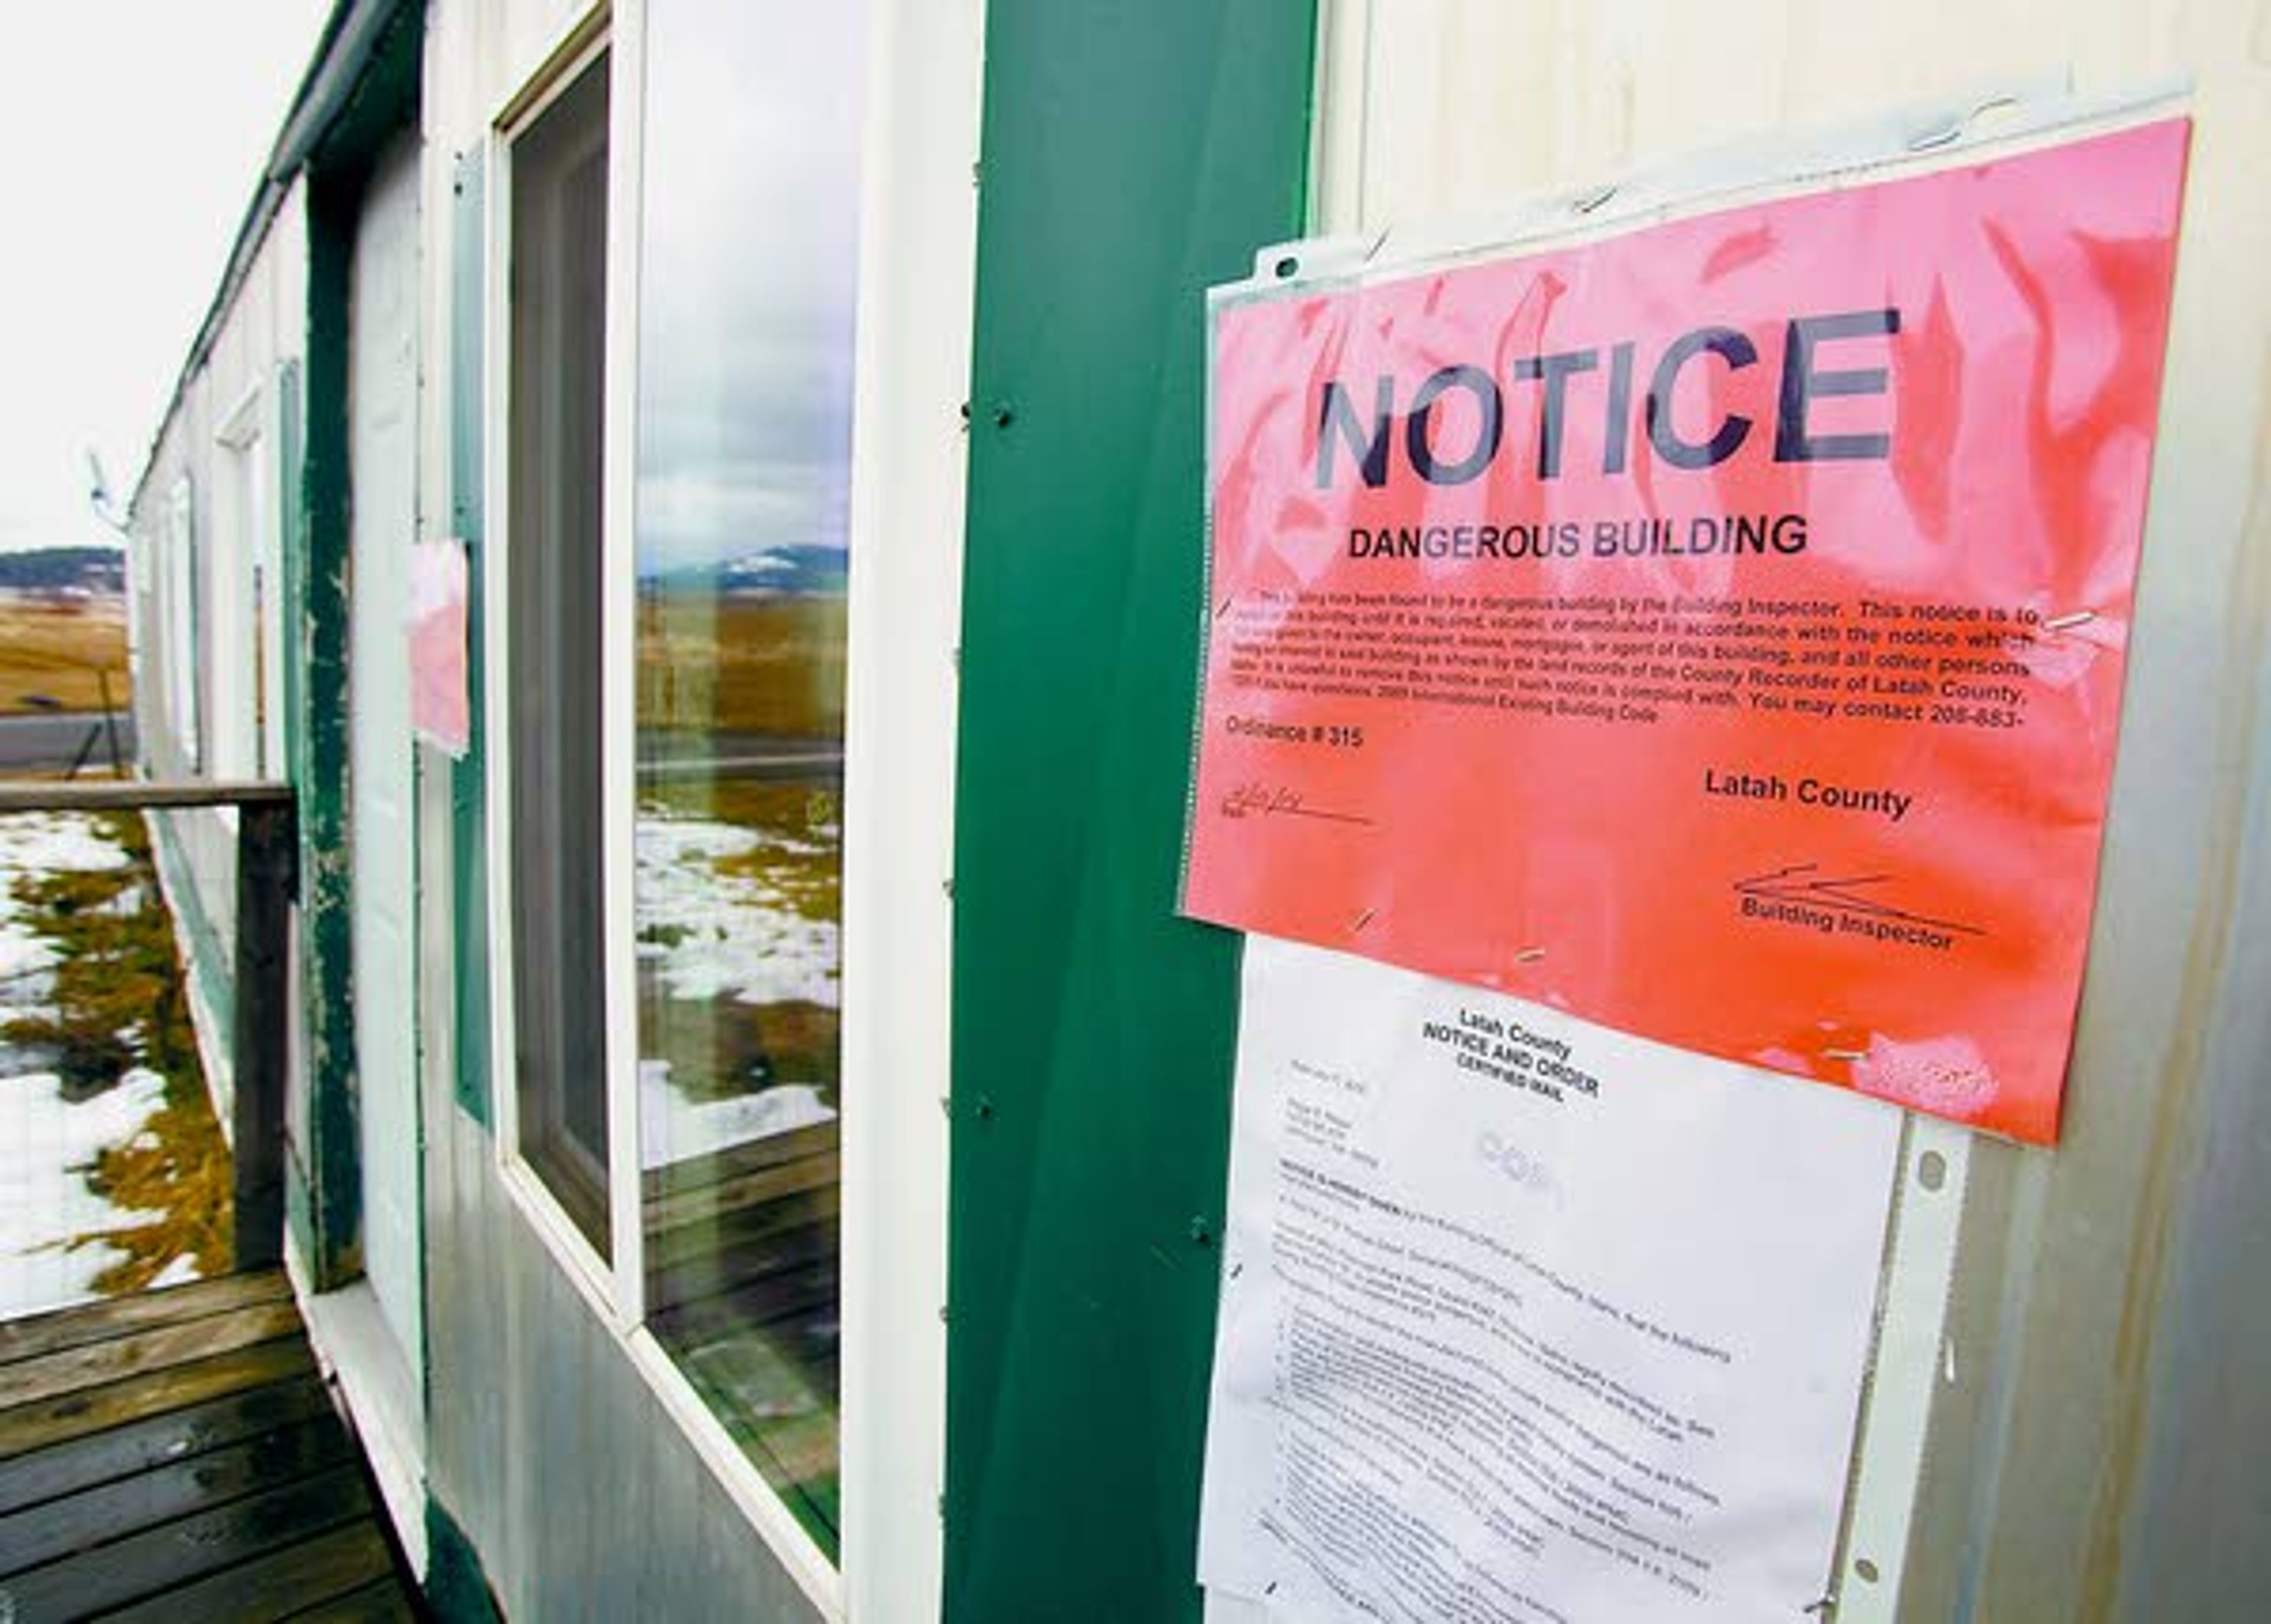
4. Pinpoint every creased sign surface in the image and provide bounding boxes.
[1181,121,2189,1142]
